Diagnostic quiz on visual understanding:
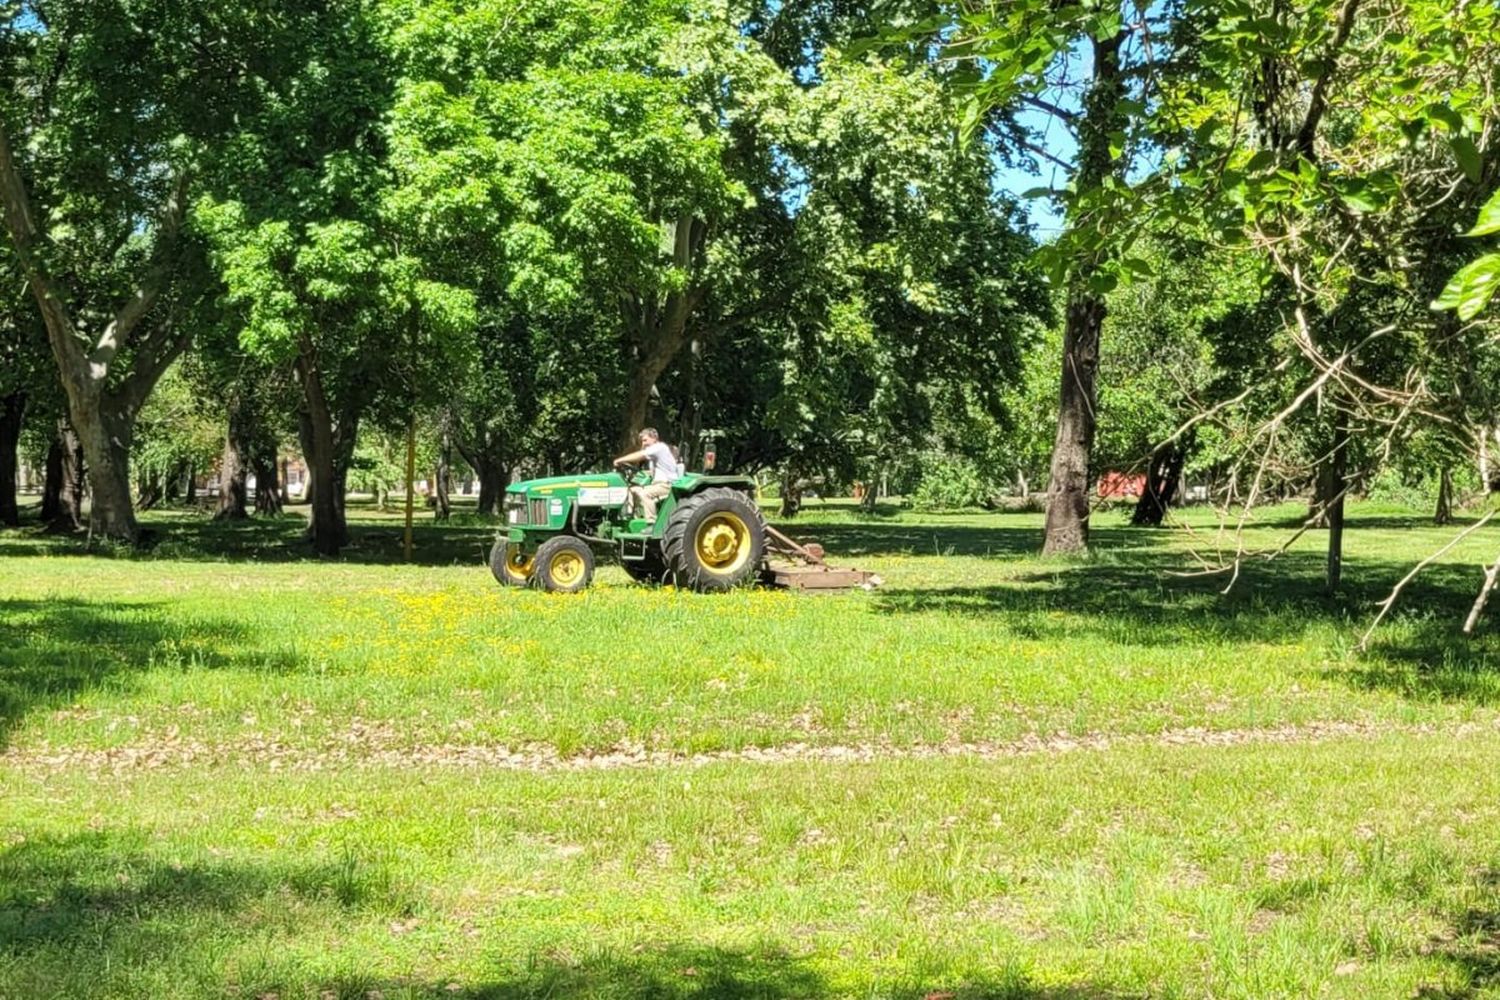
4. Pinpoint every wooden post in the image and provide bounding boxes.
[403,417,416,562]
